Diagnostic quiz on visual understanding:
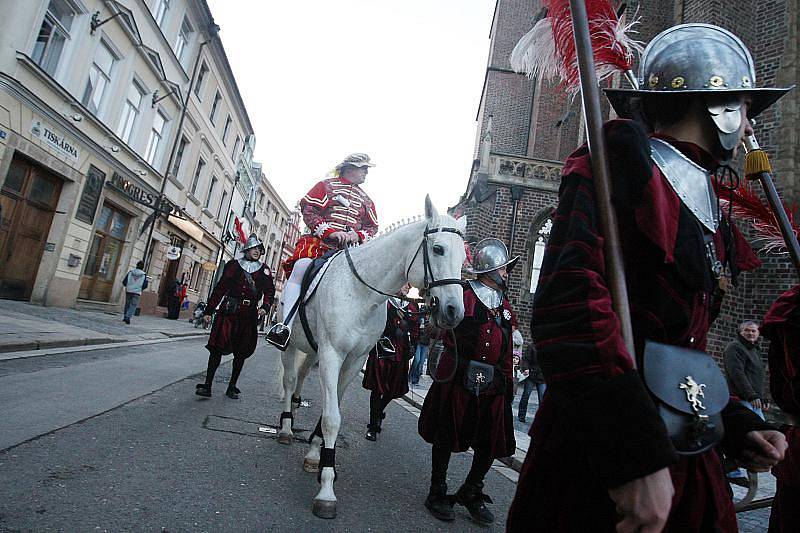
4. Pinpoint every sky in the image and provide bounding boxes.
[206,0,495,227]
